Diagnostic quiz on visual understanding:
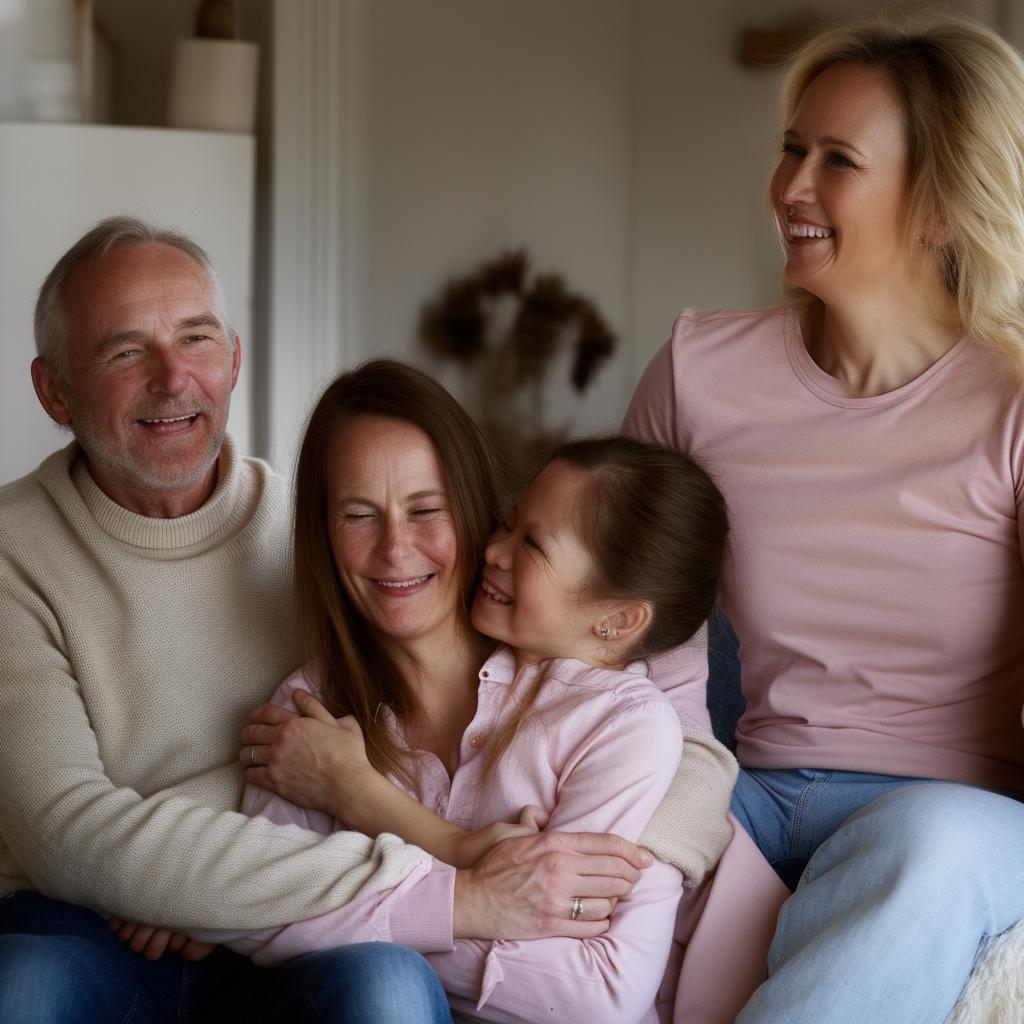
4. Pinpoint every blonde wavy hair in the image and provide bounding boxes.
[777,15,1024,377]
